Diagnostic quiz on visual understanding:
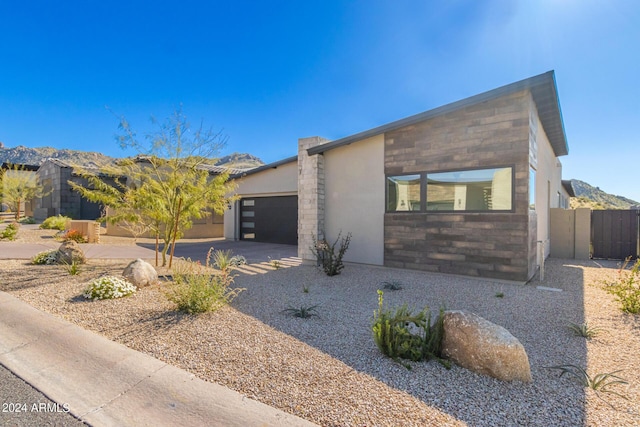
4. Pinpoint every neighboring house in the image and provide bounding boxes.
[226,71,570,281]
[31,157,246,238]
[106,158,248,239]
[33,159,109,220]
